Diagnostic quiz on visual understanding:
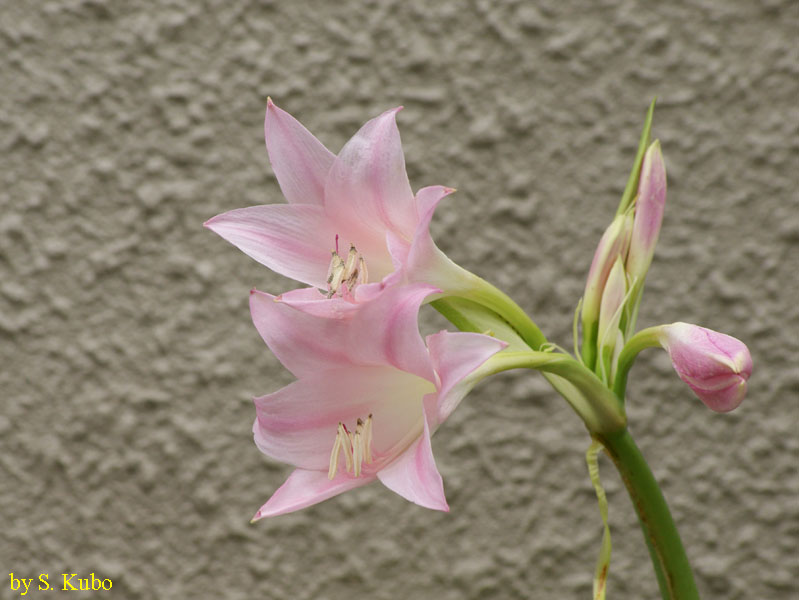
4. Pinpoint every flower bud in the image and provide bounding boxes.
[581,213,633,367]
[626,141,666,285]
[658,322,752,412]
[596,258,627,379]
